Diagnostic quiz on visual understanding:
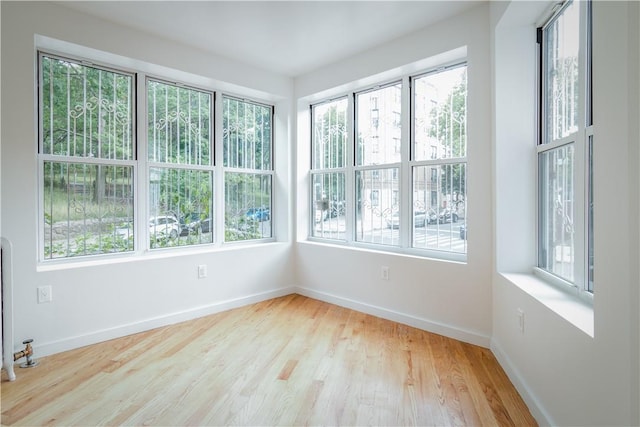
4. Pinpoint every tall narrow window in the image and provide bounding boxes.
[355,83,402,246]
[311,98,348,240]
[147,79,213,249]
[39,54,135,259]
[223,97,273,242]
[538,0,593,294]
[412,65,467,254]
